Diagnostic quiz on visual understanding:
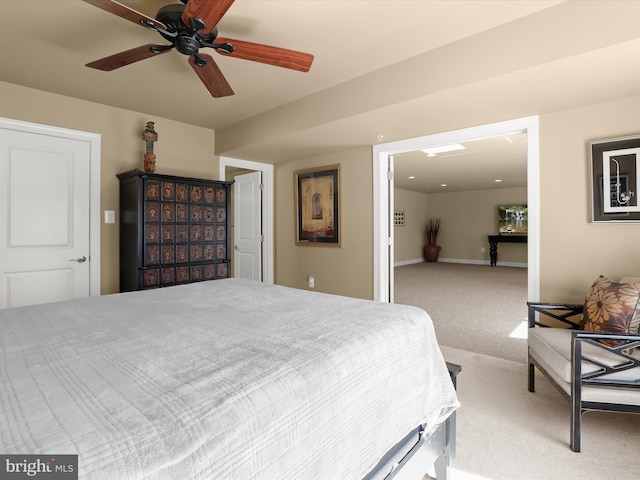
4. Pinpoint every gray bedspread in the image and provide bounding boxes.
[0,278,458,479]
